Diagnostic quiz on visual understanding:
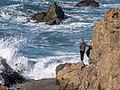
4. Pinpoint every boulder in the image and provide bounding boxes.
[0,57,26,87]
[30,12,46,22]
[45,19,60,25]
[30,2,66,25]
[56,8,120,90]
[56,63,95,90]
[75,0,99,7]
